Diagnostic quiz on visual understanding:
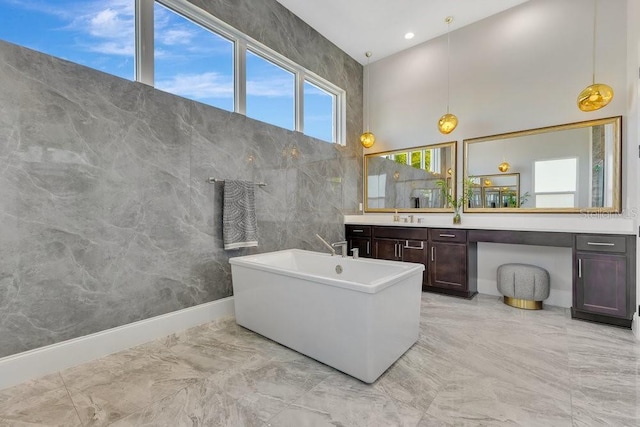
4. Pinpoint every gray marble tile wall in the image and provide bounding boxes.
[0,0,362,358]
